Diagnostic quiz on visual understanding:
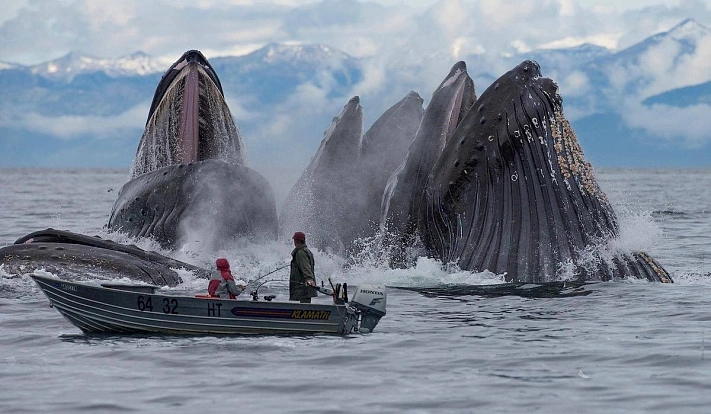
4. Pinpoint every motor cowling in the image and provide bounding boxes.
[349,284,387,332]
